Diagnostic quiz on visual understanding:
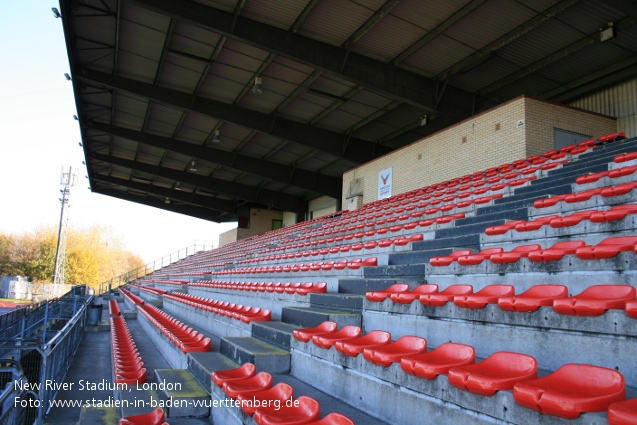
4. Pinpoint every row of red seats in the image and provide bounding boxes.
[293,321,635,421]
[431,236,637,266]
[211,362,354,424]
[366,283,637,317]
[190,280,327,296]
[119,408,168,425]
[109,299,121,317]
[486,204,637,235]
[120,287,144,306]
[208,257,378,276]
[111,316,146,385]
[534,182,637,209]
[164,292,271,323]
[136,304,211,353]
[577,164,637,184]
[128,283,167,296]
